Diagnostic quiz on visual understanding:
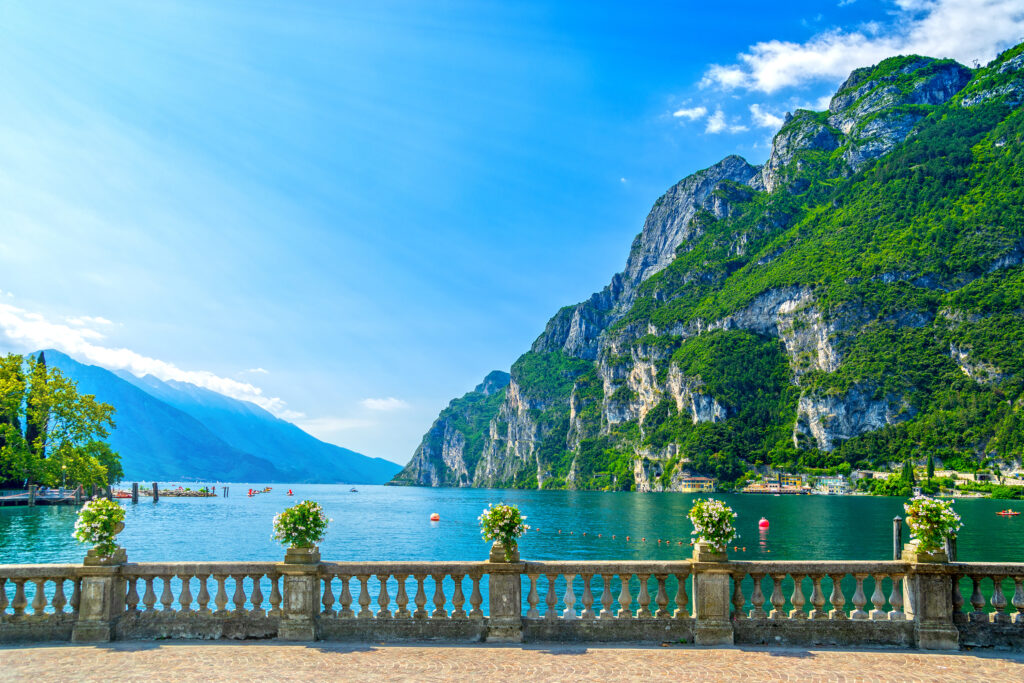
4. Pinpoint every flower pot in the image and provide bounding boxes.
[284,545,321,564]
[903,541,947,564]
[84,546,127,566]
[489,540,519,563]
[692,541,728,563]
